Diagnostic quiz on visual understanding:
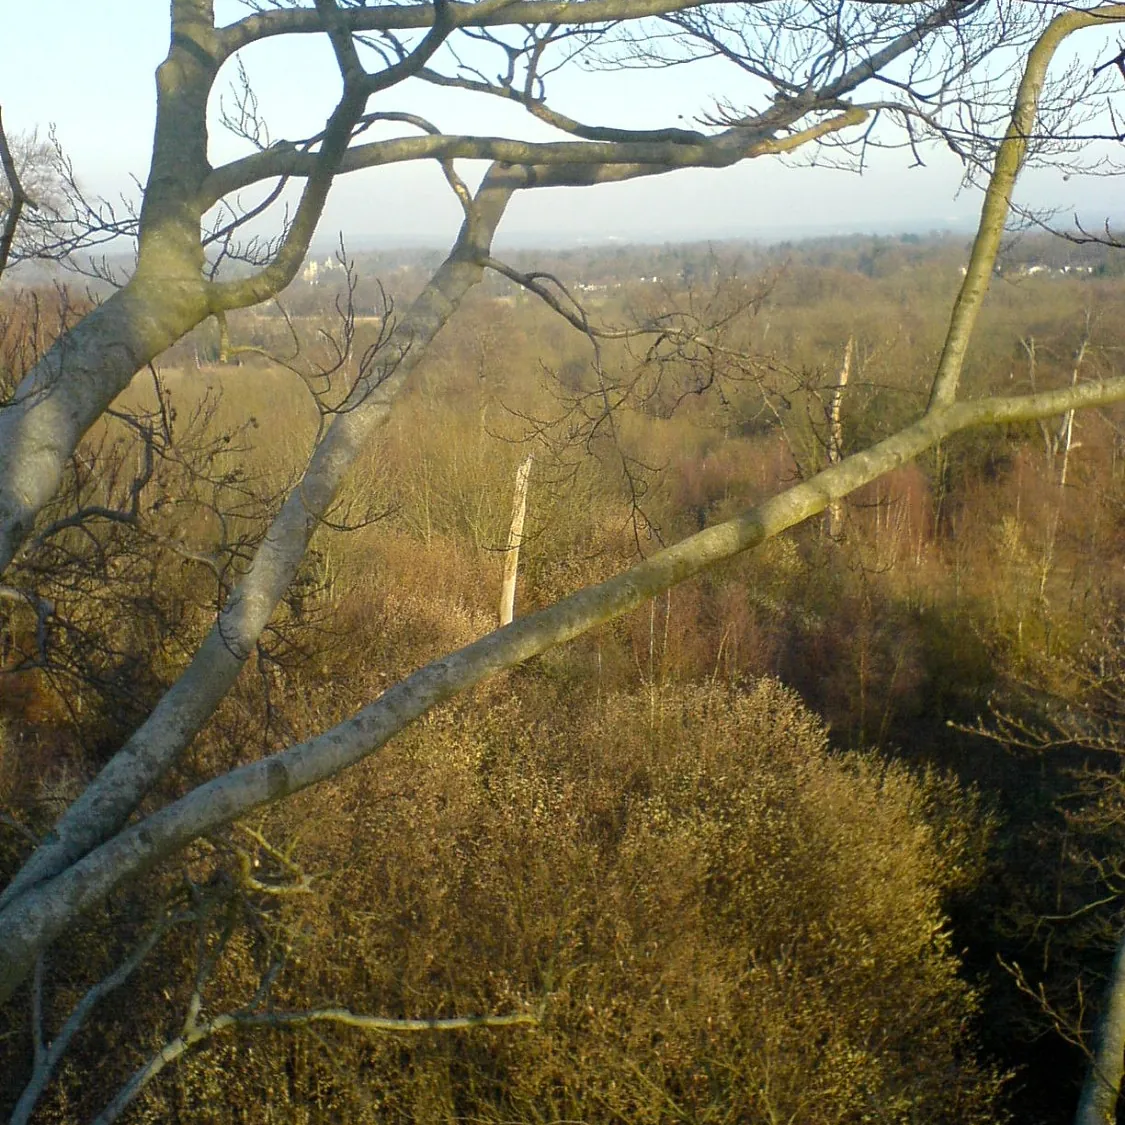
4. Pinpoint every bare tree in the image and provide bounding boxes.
[3,0,1125,1113]
[0,114,63,278]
